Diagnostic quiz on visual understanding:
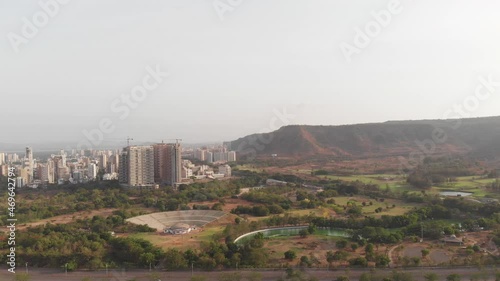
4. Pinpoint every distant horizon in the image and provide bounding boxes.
[2,114,500,152]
